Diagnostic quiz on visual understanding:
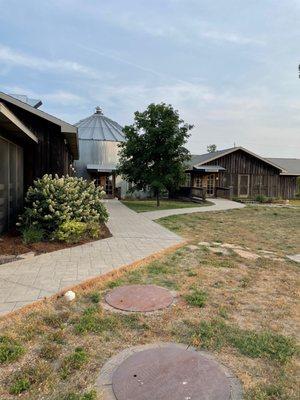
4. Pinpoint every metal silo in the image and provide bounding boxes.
[74,107,128,198]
